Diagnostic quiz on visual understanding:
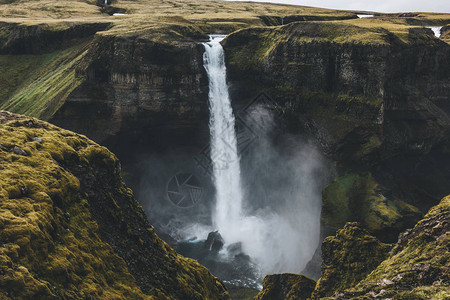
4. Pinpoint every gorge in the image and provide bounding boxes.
[0,0,449,299]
